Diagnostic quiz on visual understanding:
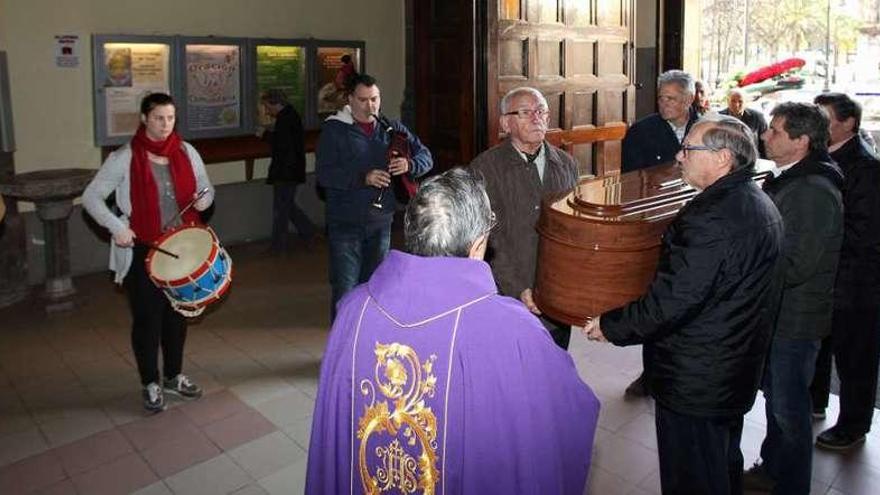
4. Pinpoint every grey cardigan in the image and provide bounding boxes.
[82,142,214,284]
